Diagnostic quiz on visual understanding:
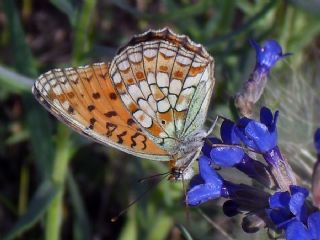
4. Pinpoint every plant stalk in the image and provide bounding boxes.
[45,125,73,240]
